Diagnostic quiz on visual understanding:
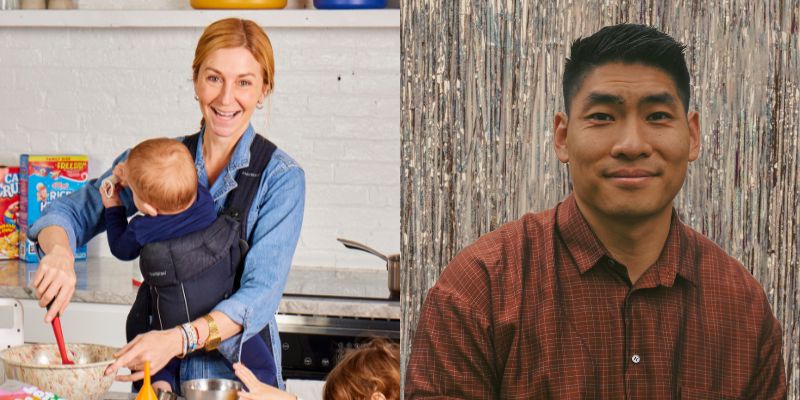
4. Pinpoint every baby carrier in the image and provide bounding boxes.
[126,132,277,341]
